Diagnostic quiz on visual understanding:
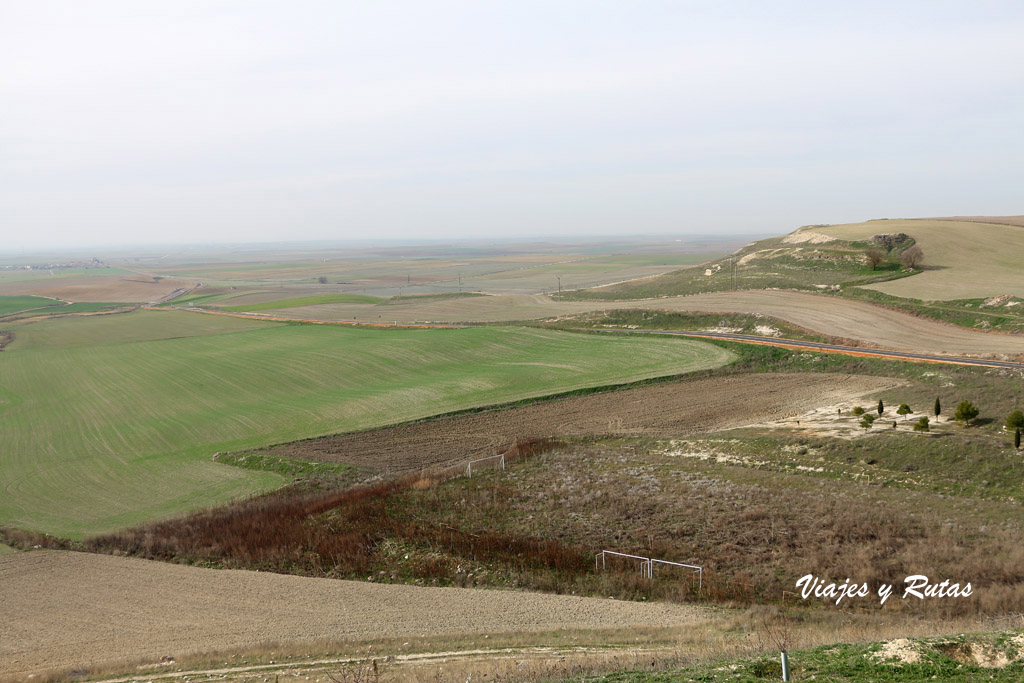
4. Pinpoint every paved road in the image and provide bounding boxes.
[588,328,1024,371]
